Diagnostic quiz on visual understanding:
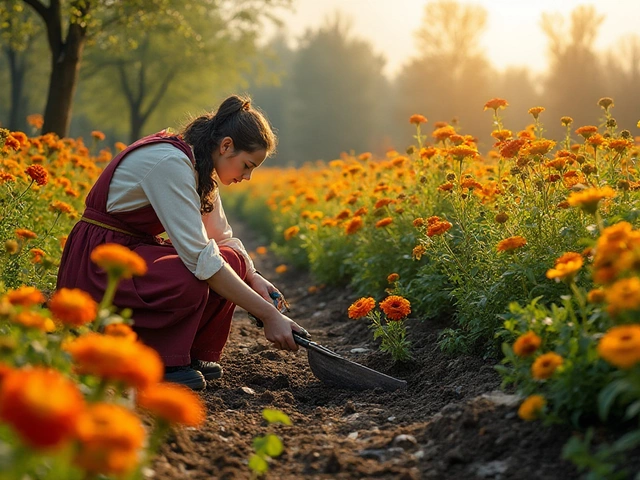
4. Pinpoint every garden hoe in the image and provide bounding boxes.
[251,292,407,392]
